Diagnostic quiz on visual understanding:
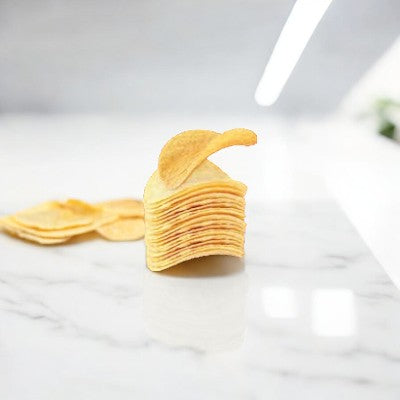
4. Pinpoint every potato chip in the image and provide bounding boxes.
[147,231,245,253]
[1,198,147,245]
[145,203,244,225]
[96,199,144,218]
[144,128,257,271]
[145,216,245,242]
[148,243,244,261]
[145,193,245,217]
[147,245,244,271]
[146,220,245,241]
[147,209,244,230]
[158,128,257,189]
[146,189,246,214]
[149,239,244,257]
[97,217,145,241]
[17,232,71,245]
[144,160,246,205]
[0,222,71,244]
[147,221,245,241]
[13,199,98,230]
[1,211,117,239]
